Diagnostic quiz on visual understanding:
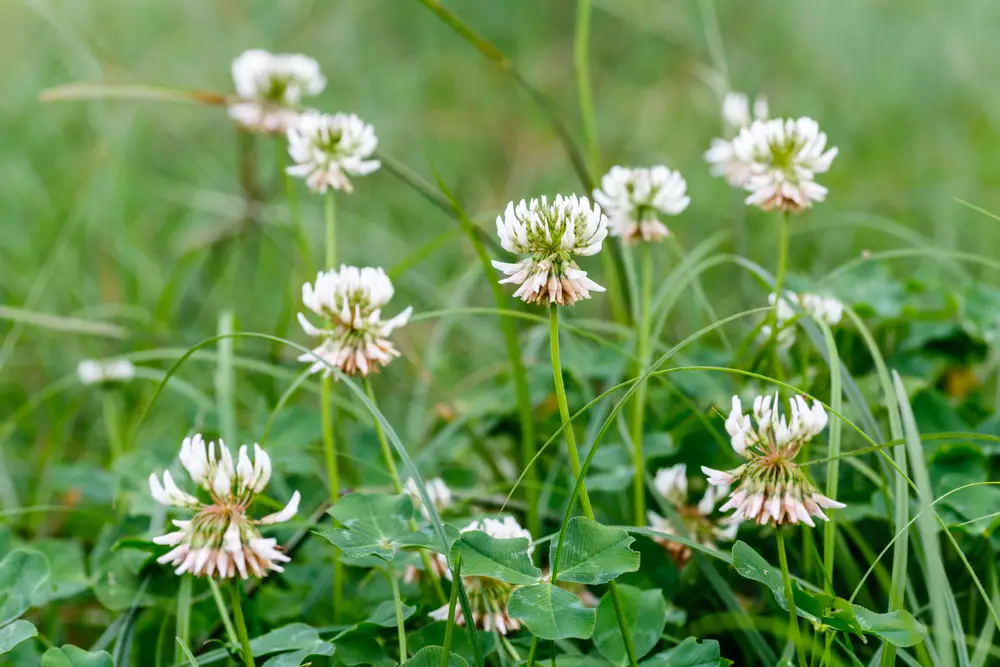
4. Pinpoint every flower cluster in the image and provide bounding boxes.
[705,90,769,187]
[428,516,532,635]
[228,49,325,134]
[286,111,380,194]
[492,195,608,307]
[297,265,412,378]
[150,435,300,579]
[77,358,135,386]
[647,464,739,566]
[702,394,845,527]
[762,290,845,347]
[721,91,769,133]
[592,166,690,242]
[403,476,453,519]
